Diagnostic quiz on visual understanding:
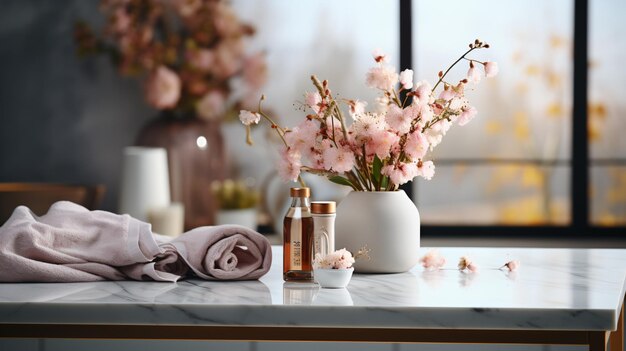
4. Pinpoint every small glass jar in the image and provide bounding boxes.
[311,201,336,259]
